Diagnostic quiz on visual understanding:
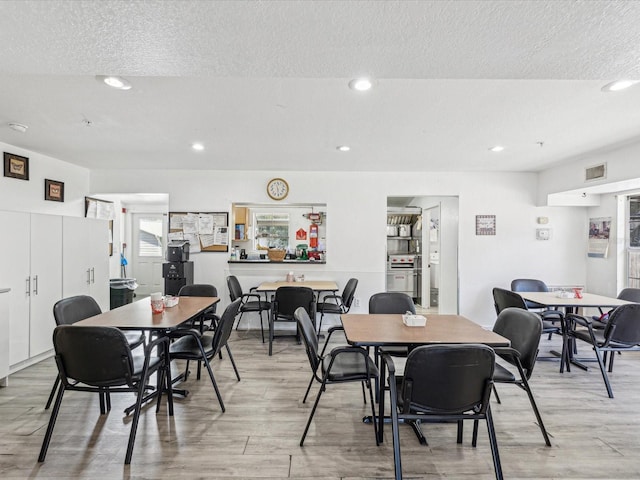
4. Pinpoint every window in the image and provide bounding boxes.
[137,217,163,257]
[254,213,289,250]
[627,195,640,288]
